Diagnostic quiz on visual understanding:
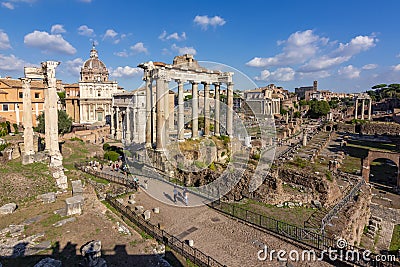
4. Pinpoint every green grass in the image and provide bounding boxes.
[41,214,63,227]
[389,224,400,253]
[347,140,398,152]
